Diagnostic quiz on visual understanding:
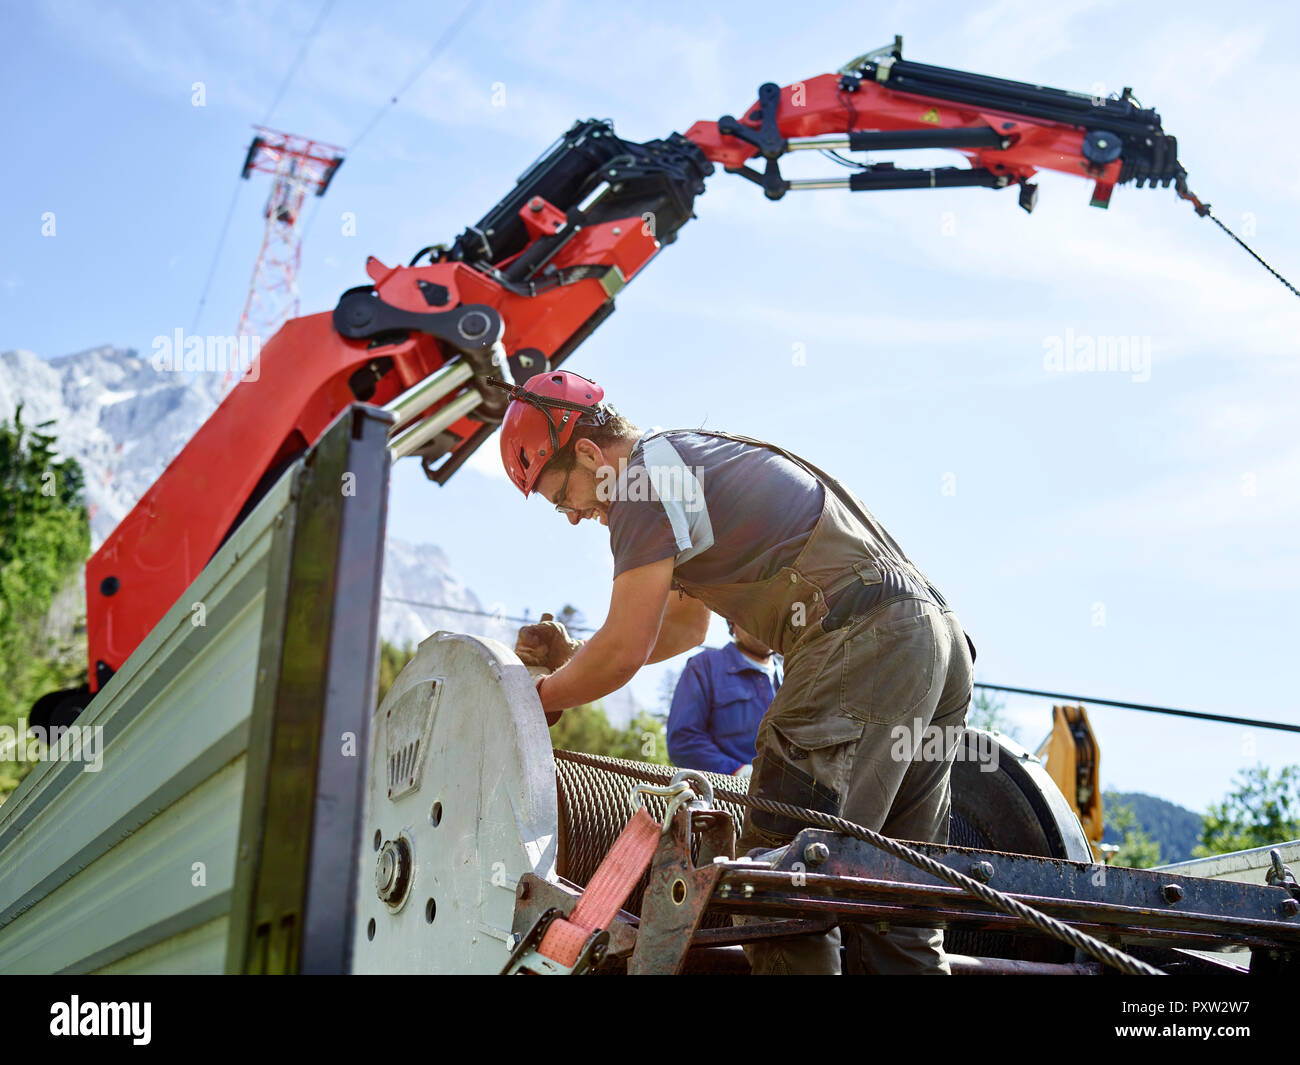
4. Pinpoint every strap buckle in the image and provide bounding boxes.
[500,907,610,976]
